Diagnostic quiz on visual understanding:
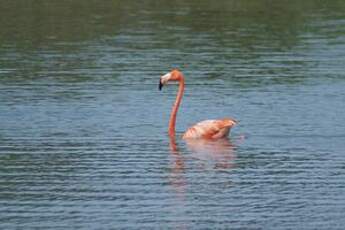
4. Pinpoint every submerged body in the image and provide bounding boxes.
[159,69,237,140]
